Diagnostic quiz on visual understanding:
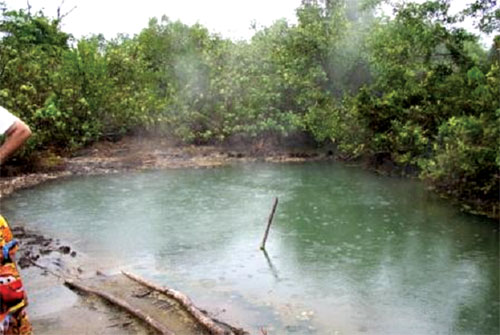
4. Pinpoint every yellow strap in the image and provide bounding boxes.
[7,300,26,314]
